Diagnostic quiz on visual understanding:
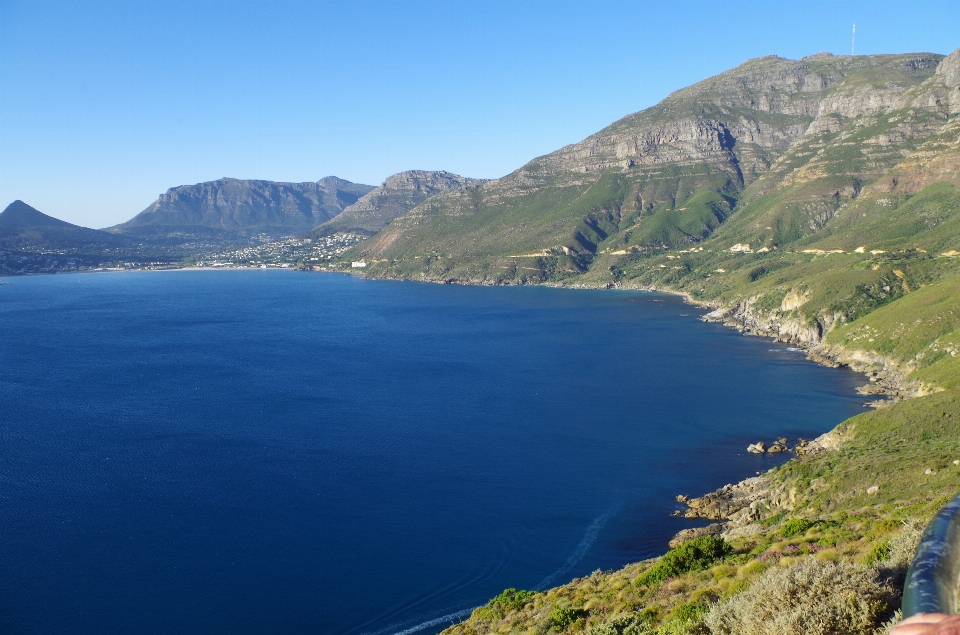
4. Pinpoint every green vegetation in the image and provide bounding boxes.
[779,518,817,538]
[636,537,733,587]
[473,588,538,621]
